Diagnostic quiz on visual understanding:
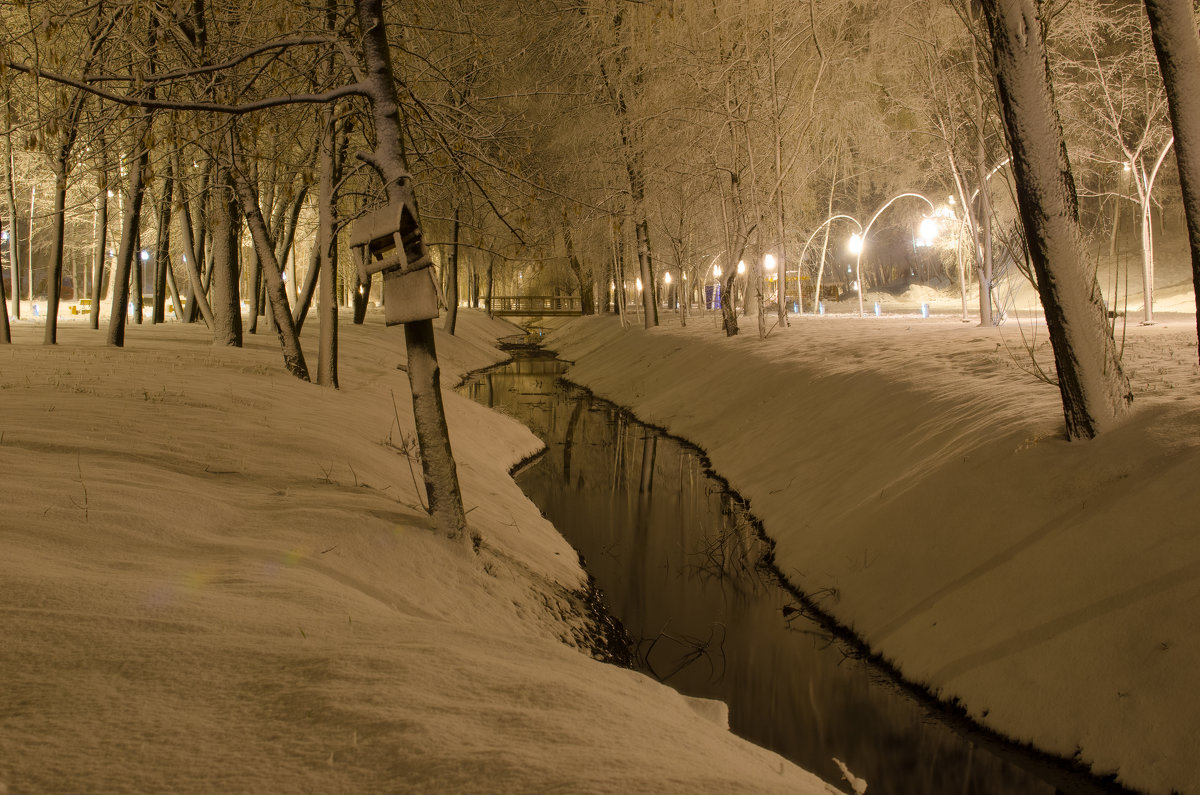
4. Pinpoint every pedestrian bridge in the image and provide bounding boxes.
[487,296,582,317]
